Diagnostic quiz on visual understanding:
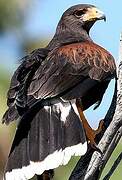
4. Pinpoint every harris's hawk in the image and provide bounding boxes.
[2,4,116,180]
